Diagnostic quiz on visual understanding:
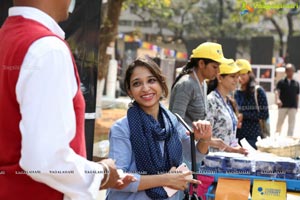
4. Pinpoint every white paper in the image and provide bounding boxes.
[240,138,257,155]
